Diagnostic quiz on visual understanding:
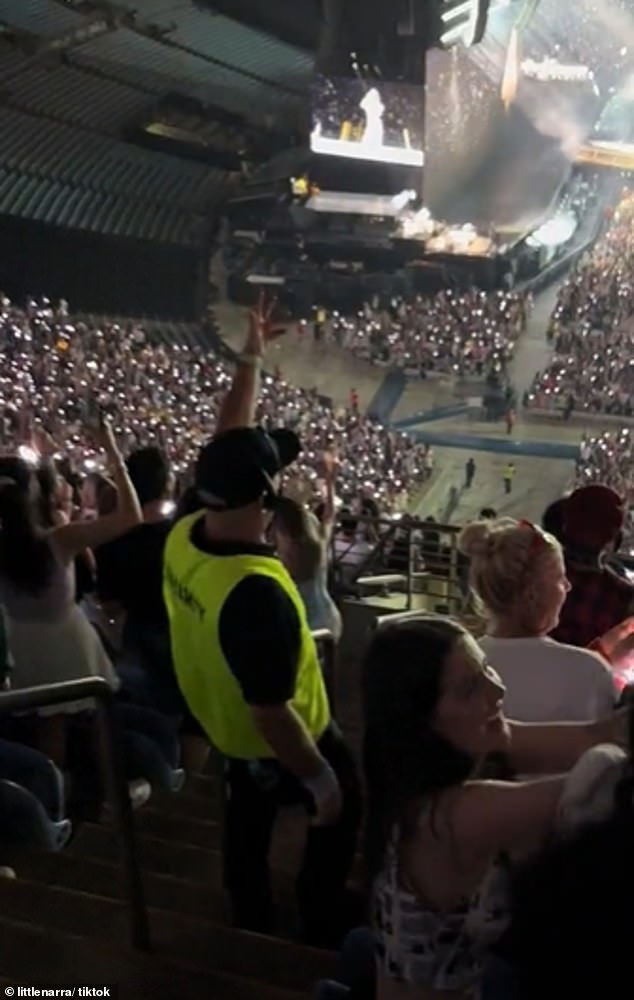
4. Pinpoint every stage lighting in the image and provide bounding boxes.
[435,0,491,47]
